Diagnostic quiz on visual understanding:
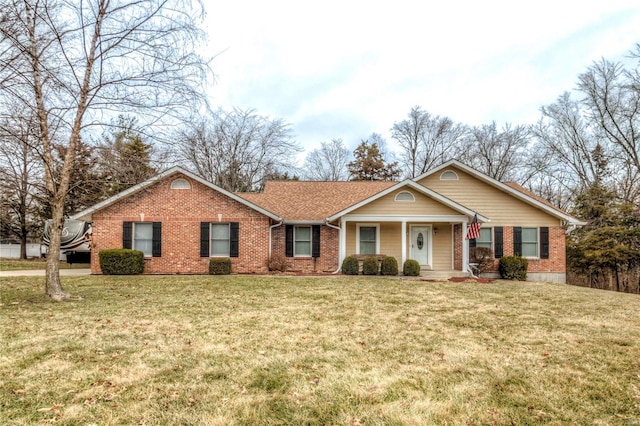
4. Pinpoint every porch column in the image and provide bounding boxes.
[461,221,469,272]
[401,220,407,265]
[339,218,347,266]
